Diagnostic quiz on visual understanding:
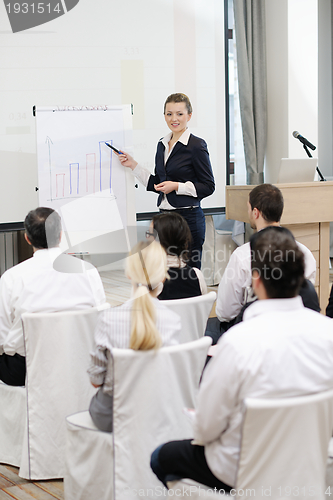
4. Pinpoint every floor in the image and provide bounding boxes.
[100,269,132,307]
[0,464,63,499]
[2,449,333,499]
